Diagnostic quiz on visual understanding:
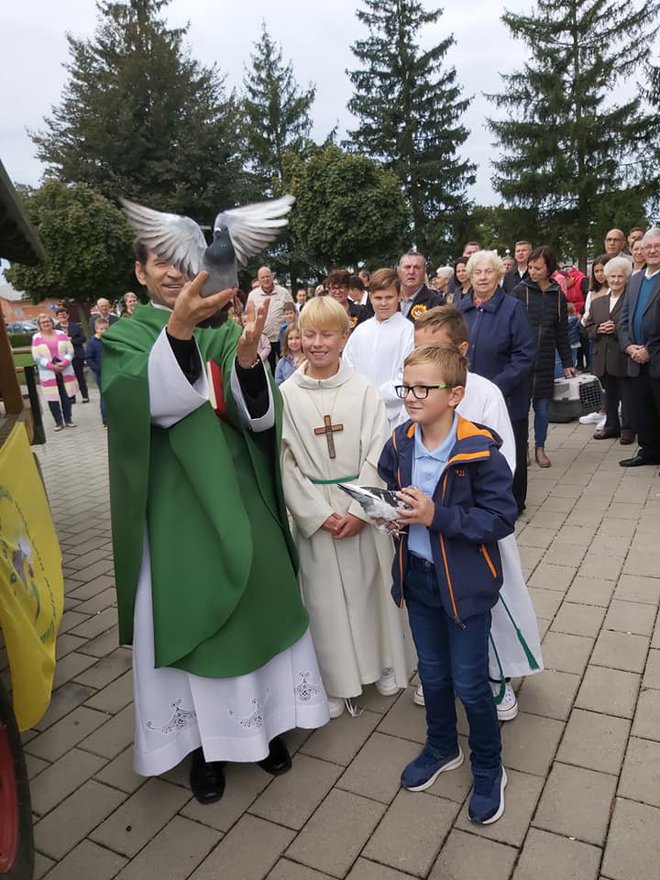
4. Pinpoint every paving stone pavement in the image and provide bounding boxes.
[11,388,660,879]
